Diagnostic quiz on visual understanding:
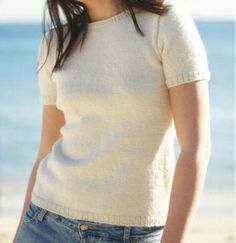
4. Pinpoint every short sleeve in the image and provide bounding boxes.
[37,32,57,105]
[157,0,211,88]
